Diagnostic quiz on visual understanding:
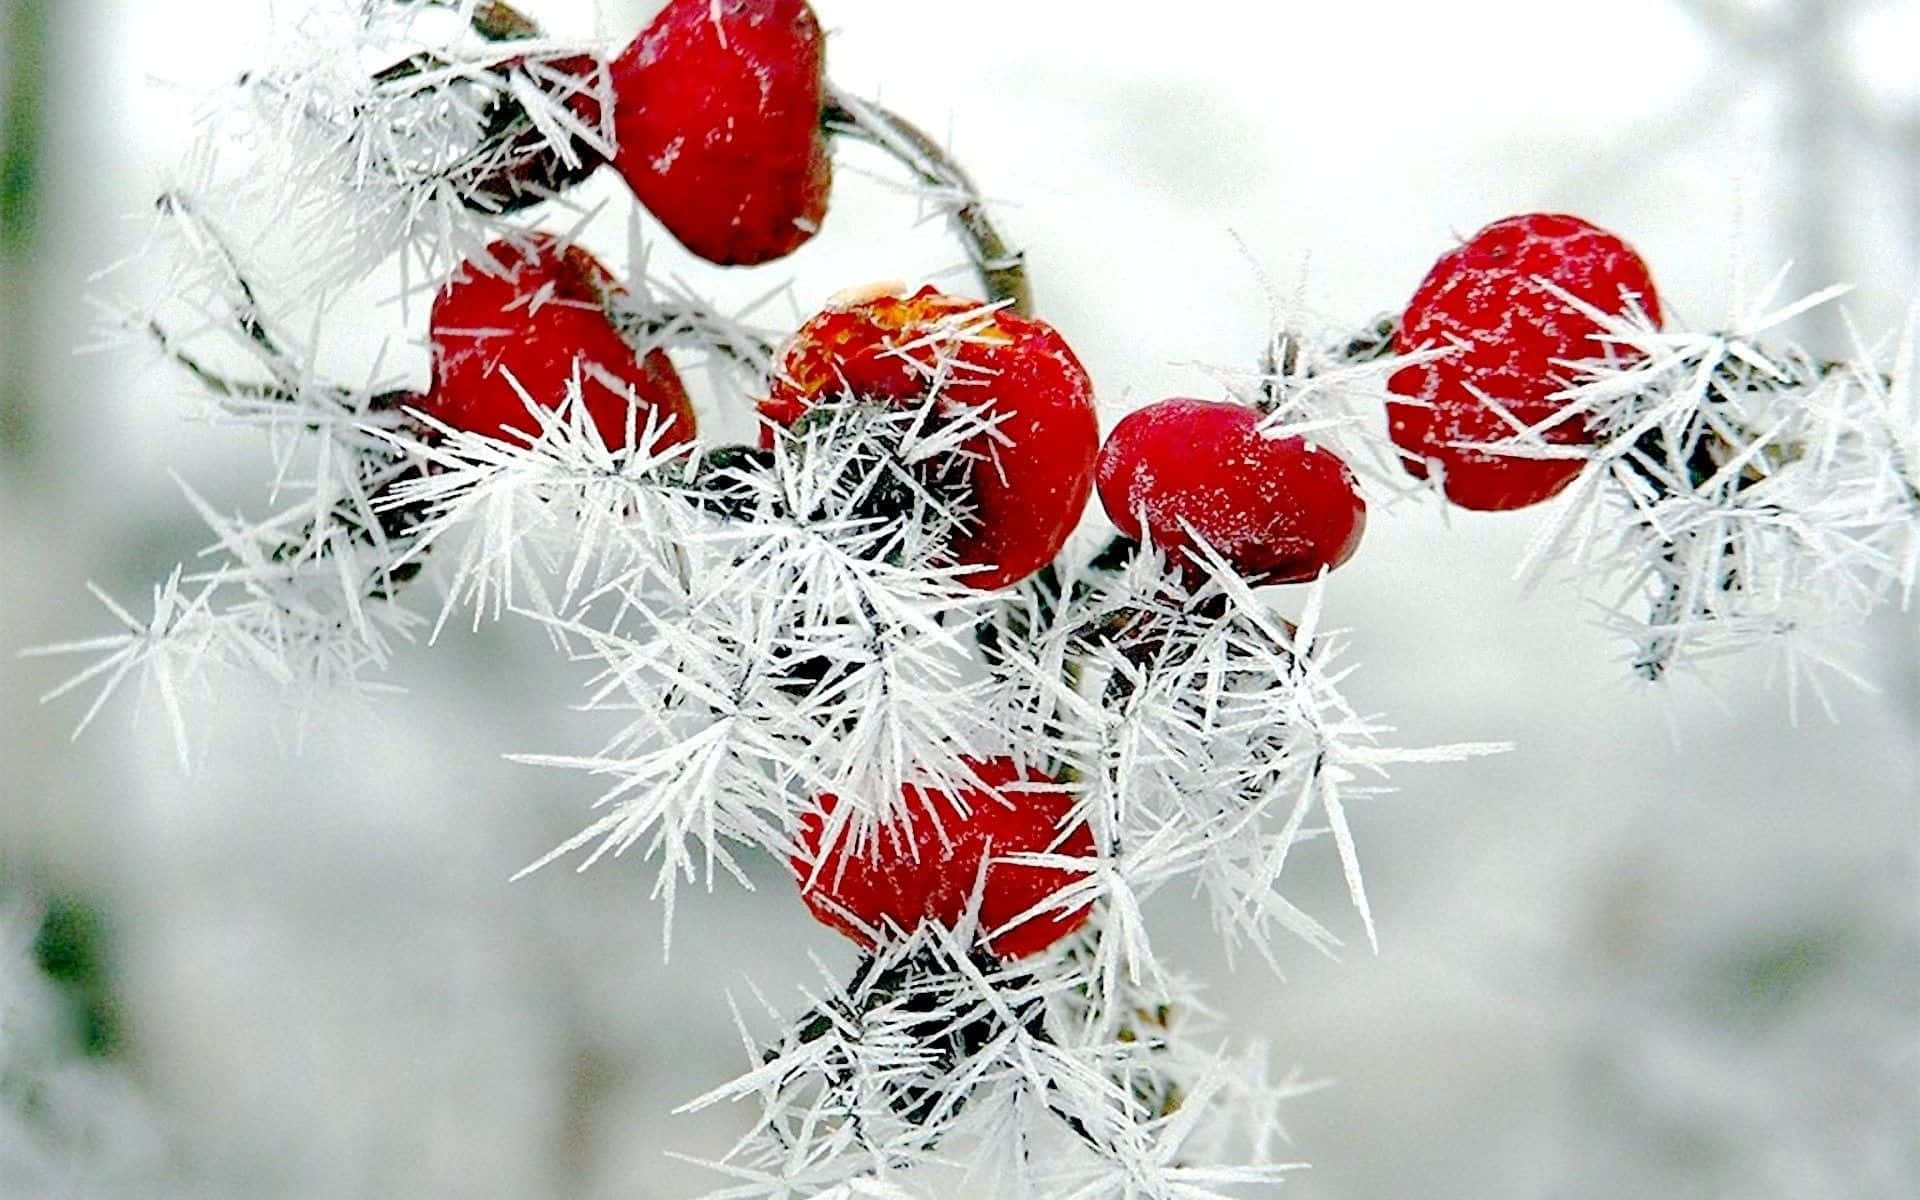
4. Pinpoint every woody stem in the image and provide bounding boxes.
[822,89,1033,318]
